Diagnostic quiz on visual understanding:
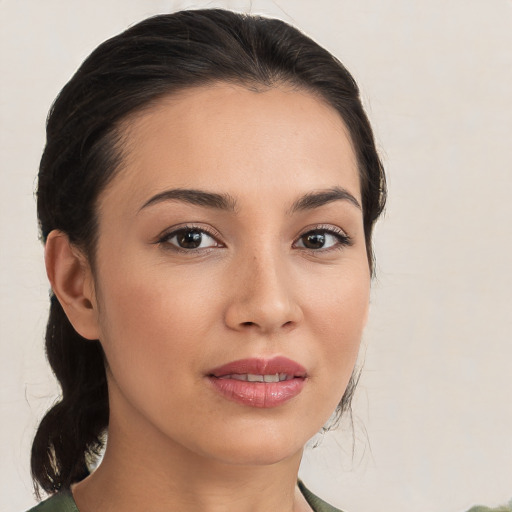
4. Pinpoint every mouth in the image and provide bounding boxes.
[207,356,307,408]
